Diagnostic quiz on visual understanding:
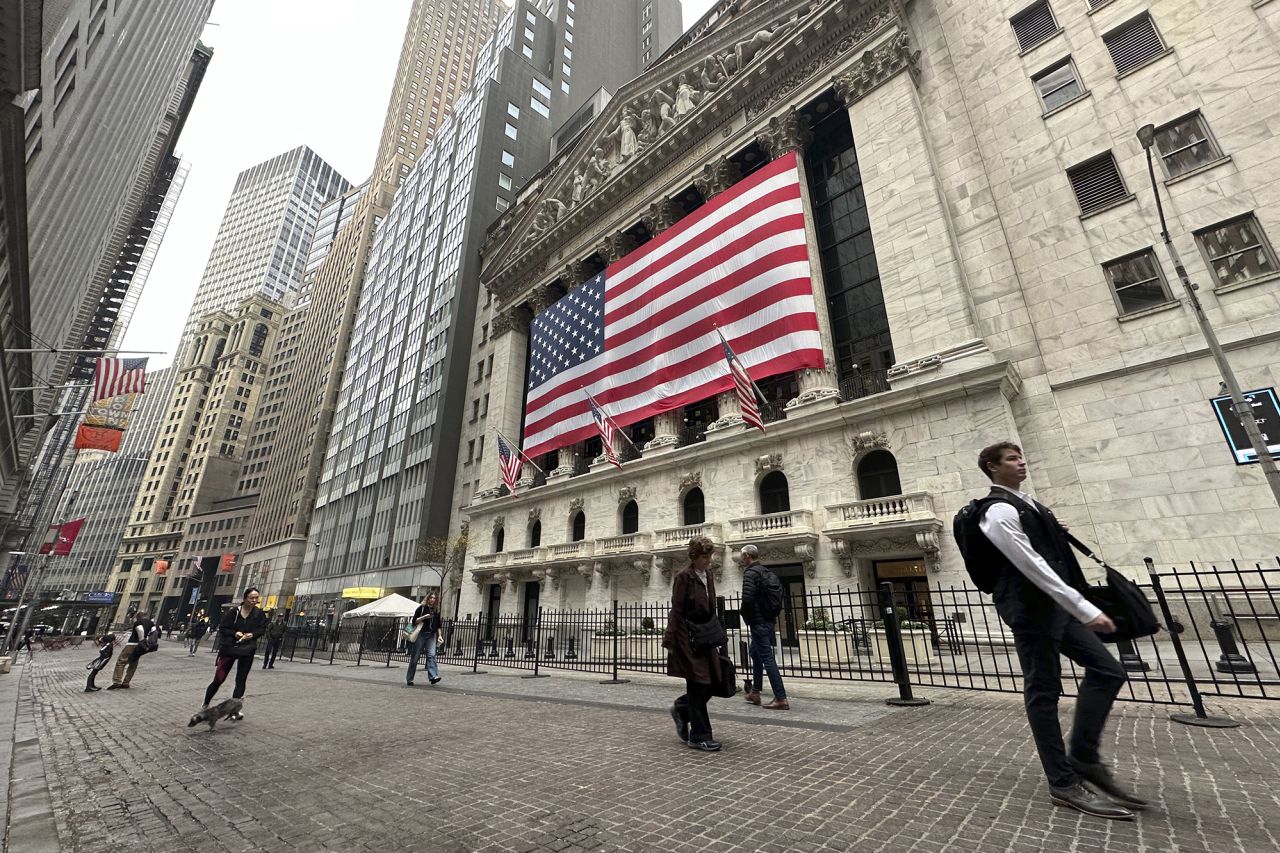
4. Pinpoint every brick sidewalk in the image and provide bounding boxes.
[8,647,1280,852]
